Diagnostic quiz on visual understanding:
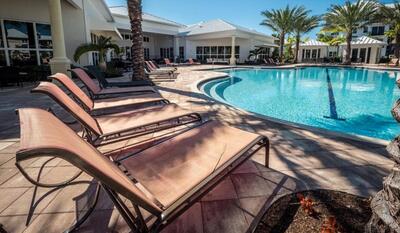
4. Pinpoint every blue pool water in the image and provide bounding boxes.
[202,67,400,140]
